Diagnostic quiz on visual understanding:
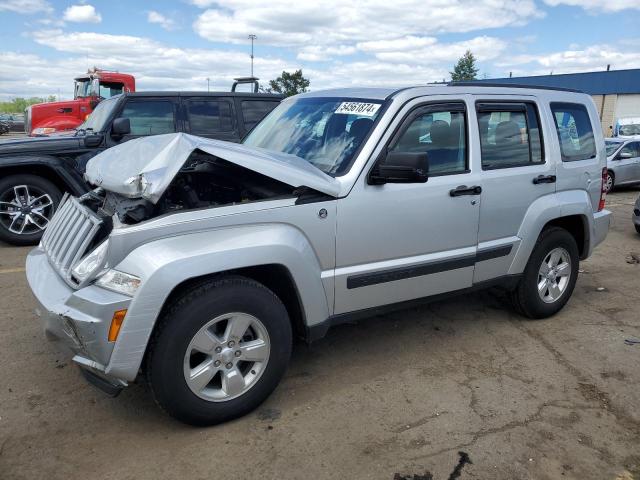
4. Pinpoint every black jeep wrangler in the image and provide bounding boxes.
[0,90,281,245]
